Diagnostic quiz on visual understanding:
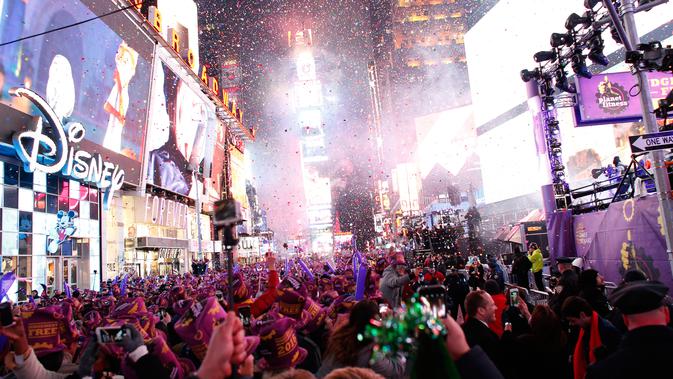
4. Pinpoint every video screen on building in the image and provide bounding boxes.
[0,0,155,185]
[144,59,217,199]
